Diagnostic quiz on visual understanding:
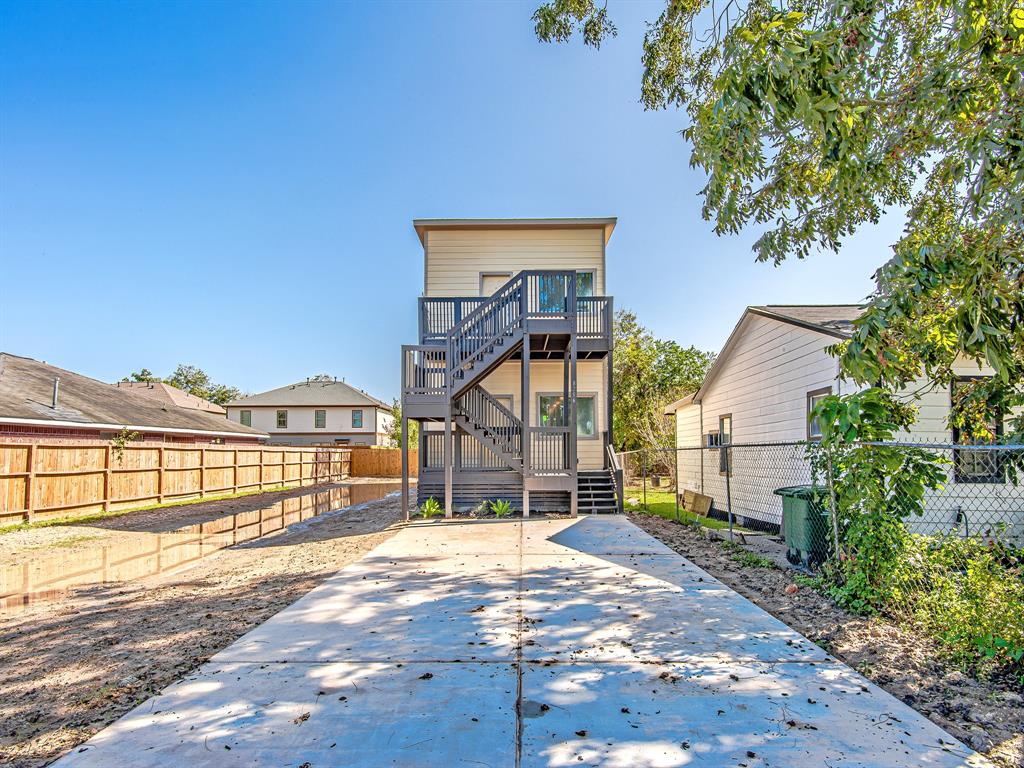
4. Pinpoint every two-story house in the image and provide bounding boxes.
[399,217,621,517]
[226,378,392,446]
